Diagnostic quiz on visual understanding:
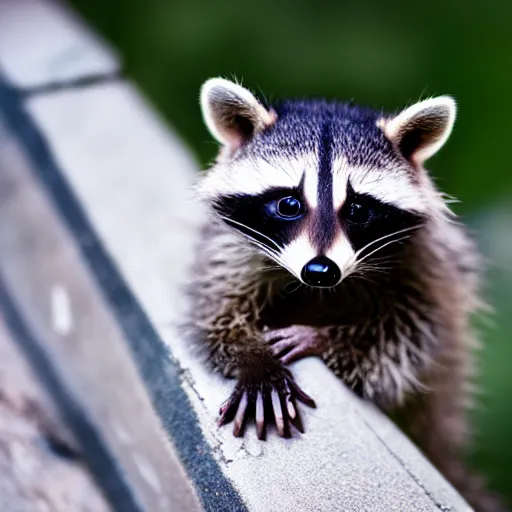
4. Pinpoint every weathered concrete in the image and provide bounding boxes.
[0,116,202,512]
[0,0,118,89]
[0,313,110,512]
